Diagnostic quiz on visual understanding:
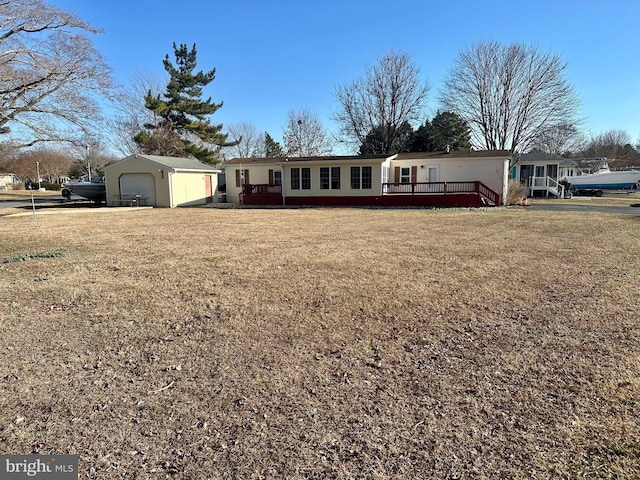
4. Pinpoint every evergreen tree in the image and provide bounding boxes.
[410,111,471,152]
[359,122,414,155]
[135,43,234,164]
[264,132,284,157]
